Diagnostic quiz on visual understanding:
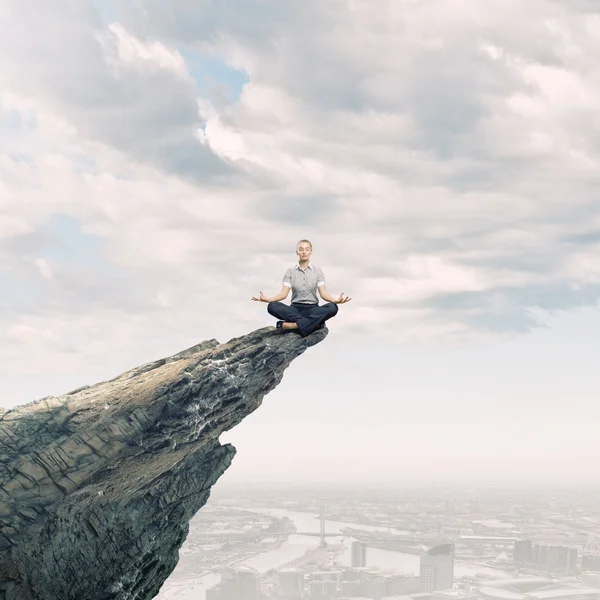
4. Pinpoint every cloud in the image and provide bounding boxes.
[0,2,231,182]
[2,0,600,394]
